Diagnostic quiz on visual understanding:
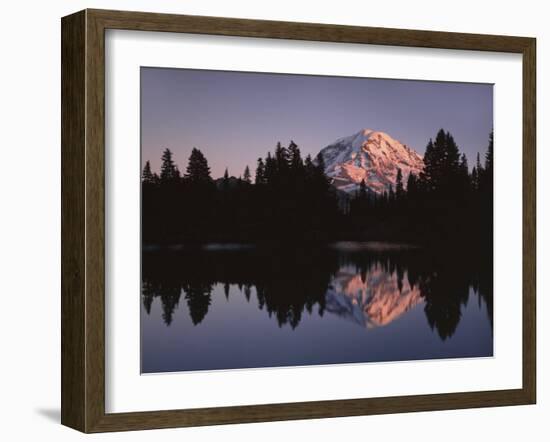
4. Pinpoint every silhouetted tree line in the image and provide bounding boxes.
[142,246,336,328]
[142,148,216,242]
[348,129,493,246]
[142,141,339,243]
[143,129,492,245]
[142,245,492,340]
